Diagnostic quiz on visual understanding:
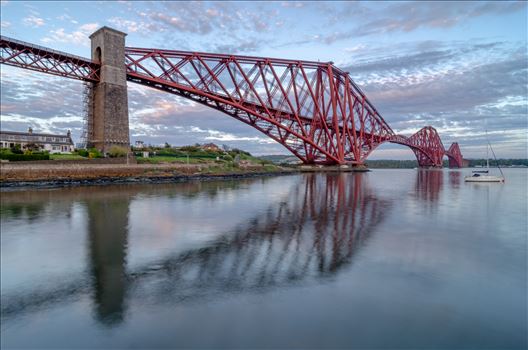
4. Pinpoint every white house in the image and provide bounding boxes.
[0,127,75,154]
